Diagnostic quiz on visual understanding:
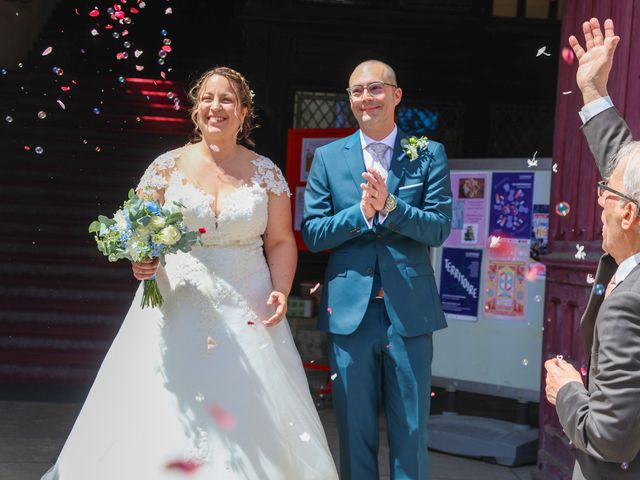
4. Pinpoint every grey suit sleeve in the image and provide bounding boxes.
[581,107,633,178]
[555,290,640,463]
